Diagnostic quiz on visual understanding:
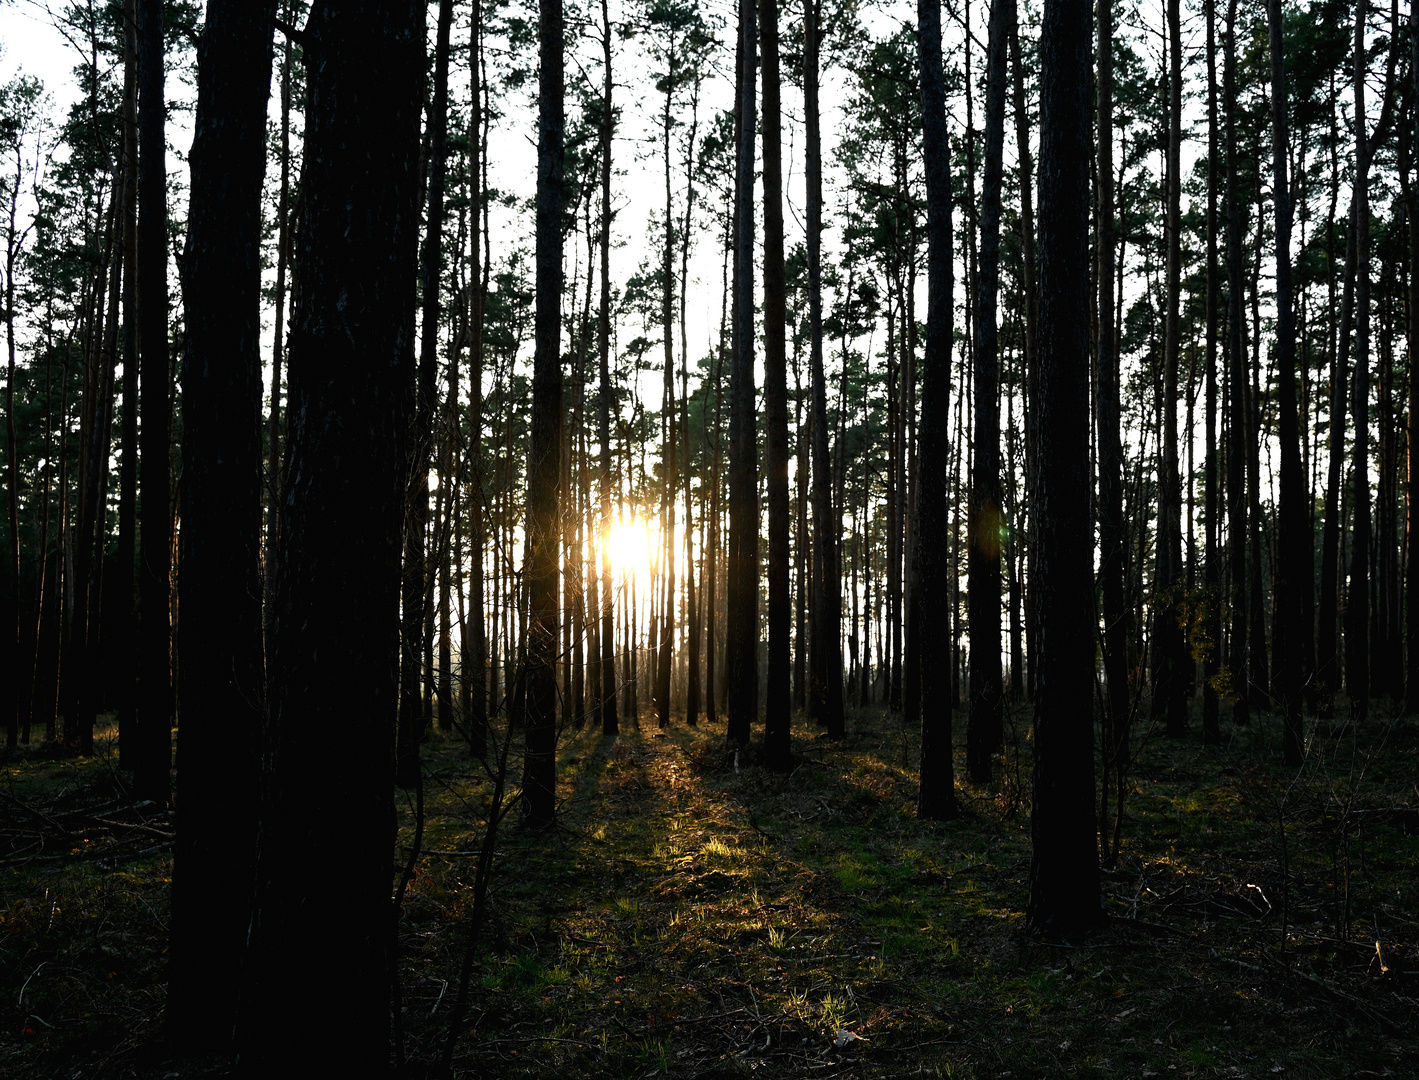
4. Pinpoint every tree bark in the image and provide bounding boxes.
[762,0,791,770]
[727,0,759,747]
[803,0,842,738]
[1026,0,1100,937]
[1224,0,1249,728]
[1096,0,1130,862]
[1201,0,1221,745]
[170,0,274,1049]
[522,0,564,825]
[398,0,455,786]
[966,0,1008,785]
[916,0,958,821]
[1154,0,1186,738]
[134,0,172,806]
[1267,0,1305,762]
[233,3,423,1072]
[1345,1,1371,723]
[597,0,619,737]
